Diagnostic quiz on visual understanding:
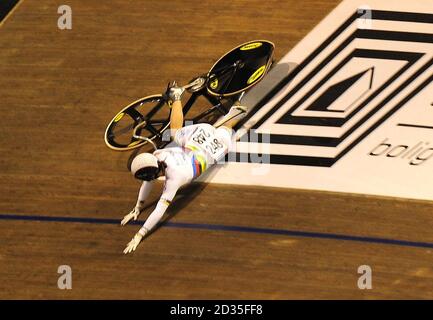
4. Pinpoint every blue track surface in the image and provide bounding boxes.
[1,213,432,249]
